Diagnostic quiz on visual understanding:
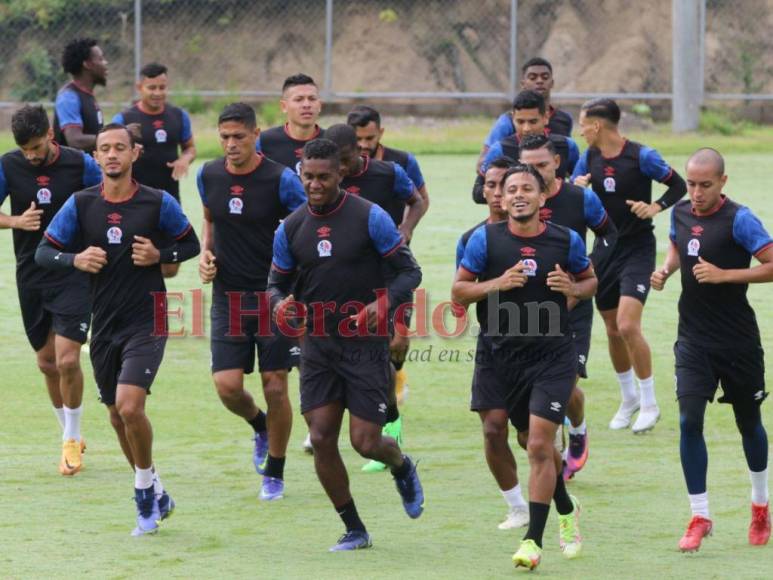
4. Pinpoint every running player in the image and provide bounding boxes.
[113,62,196,278]
[651,148,771,551]
[197,103,306,501]
[268,138,424,551]
[53,38,107,152]
[257,74,324,173]
[453,164,596,569]
[572,98,687,433]
[36,124,200,535]
[520,134,617,480]
[0,105,101,475]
